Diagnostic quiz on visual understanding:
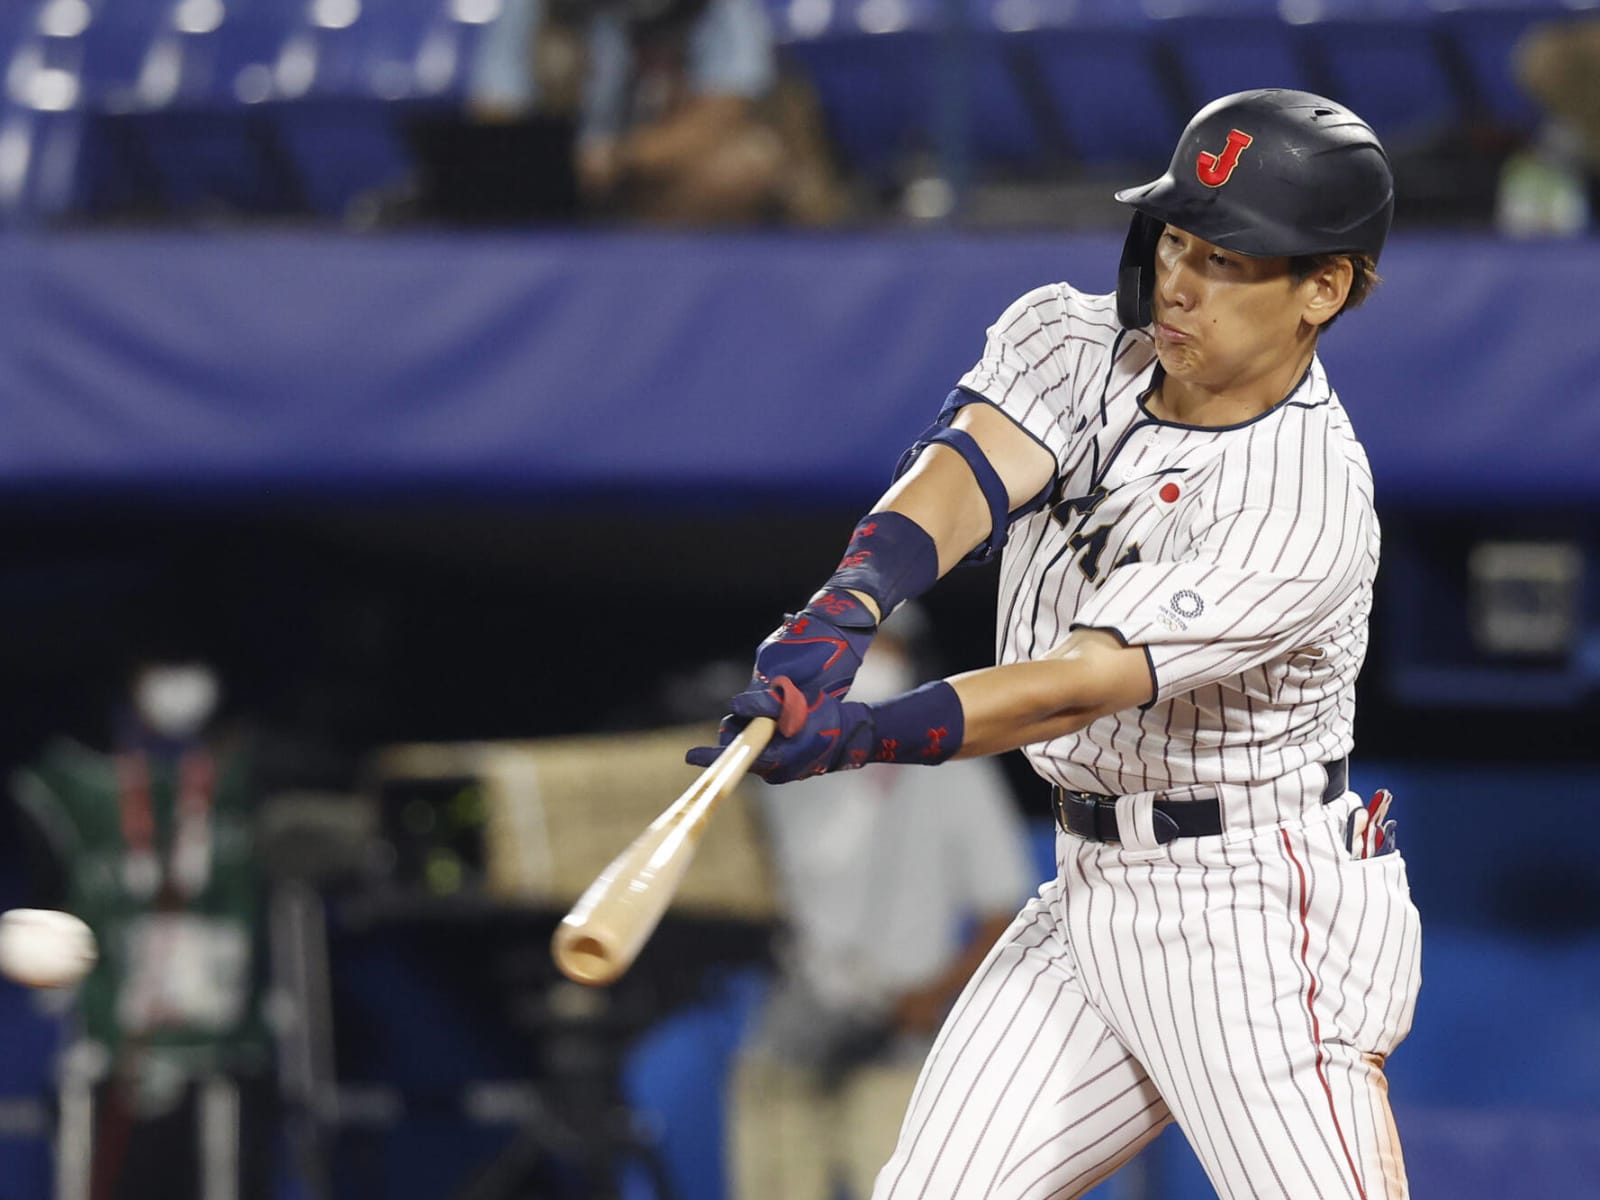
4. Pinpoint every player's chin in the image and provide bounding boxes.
[1153,342,1200,377]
